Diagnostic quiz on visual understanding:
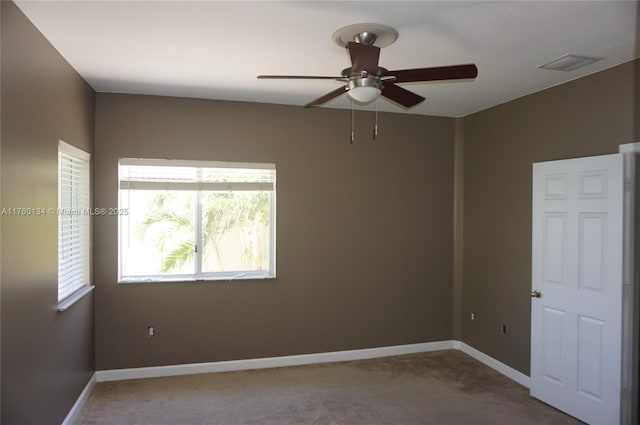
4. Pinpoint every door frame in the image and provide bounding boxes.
[619,142,639,425]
